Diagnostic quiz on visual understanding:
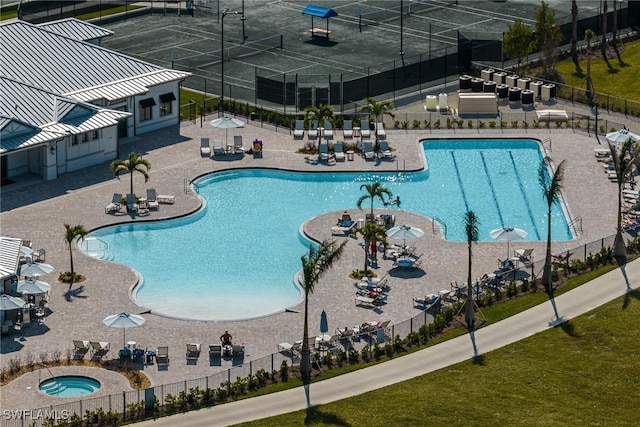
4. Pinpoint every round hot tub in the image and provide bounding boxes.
[39,375,101,397]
